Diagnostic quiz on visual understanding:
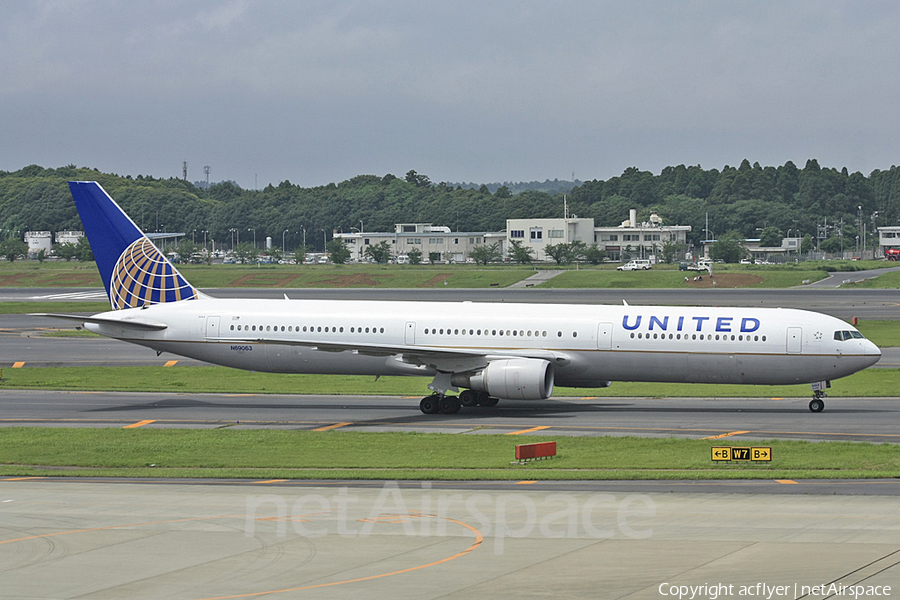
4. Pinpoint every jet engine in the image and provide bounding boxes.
[451,358,554,400]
